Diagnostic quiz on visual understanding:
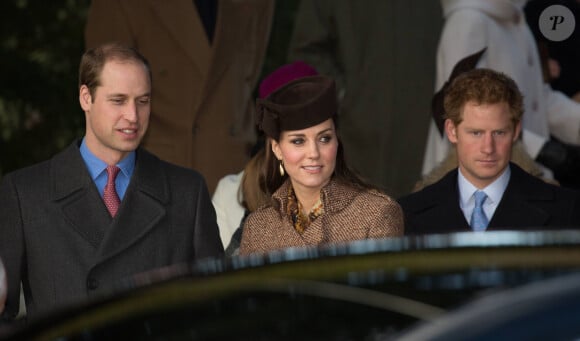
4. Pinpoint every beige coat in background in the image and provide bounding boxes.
[85,0,274,193]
